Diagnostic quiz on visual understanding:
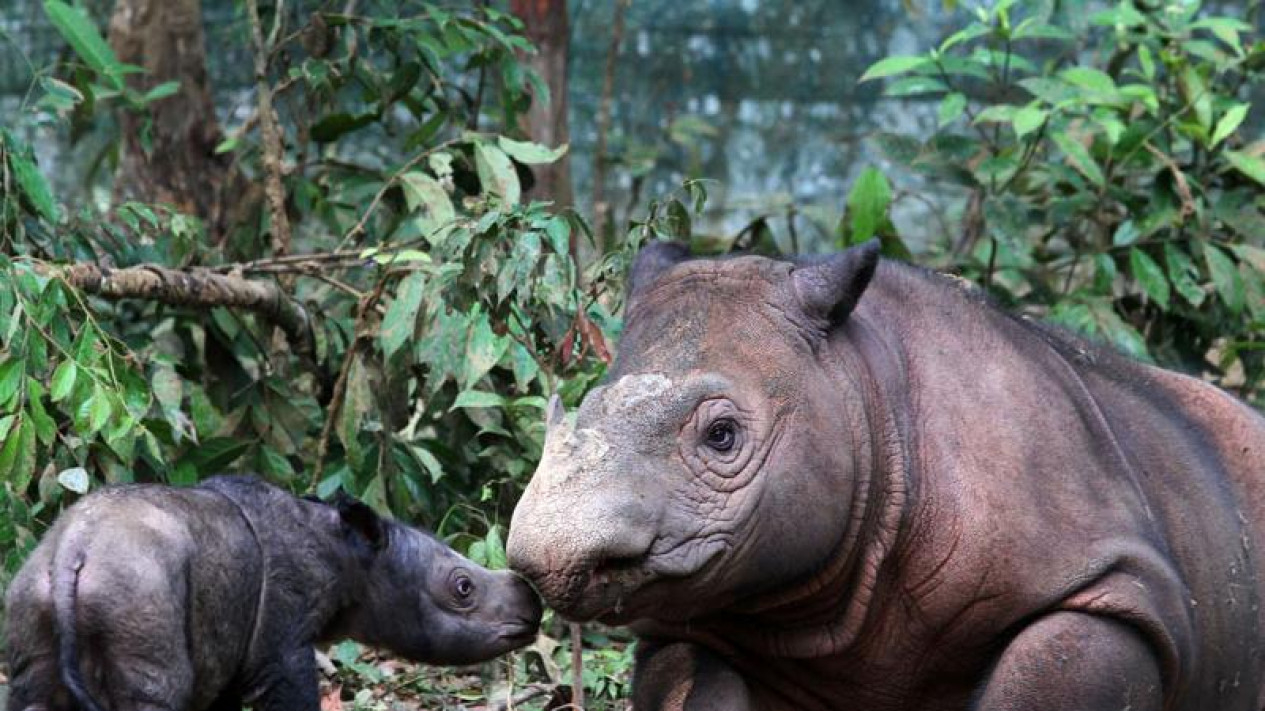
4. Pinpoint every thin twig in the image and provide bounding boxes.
[489,684,554,711]
[570,623,585,710]
[246,0,294,261]
[335,139,460,251]
[309,275,388,490]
